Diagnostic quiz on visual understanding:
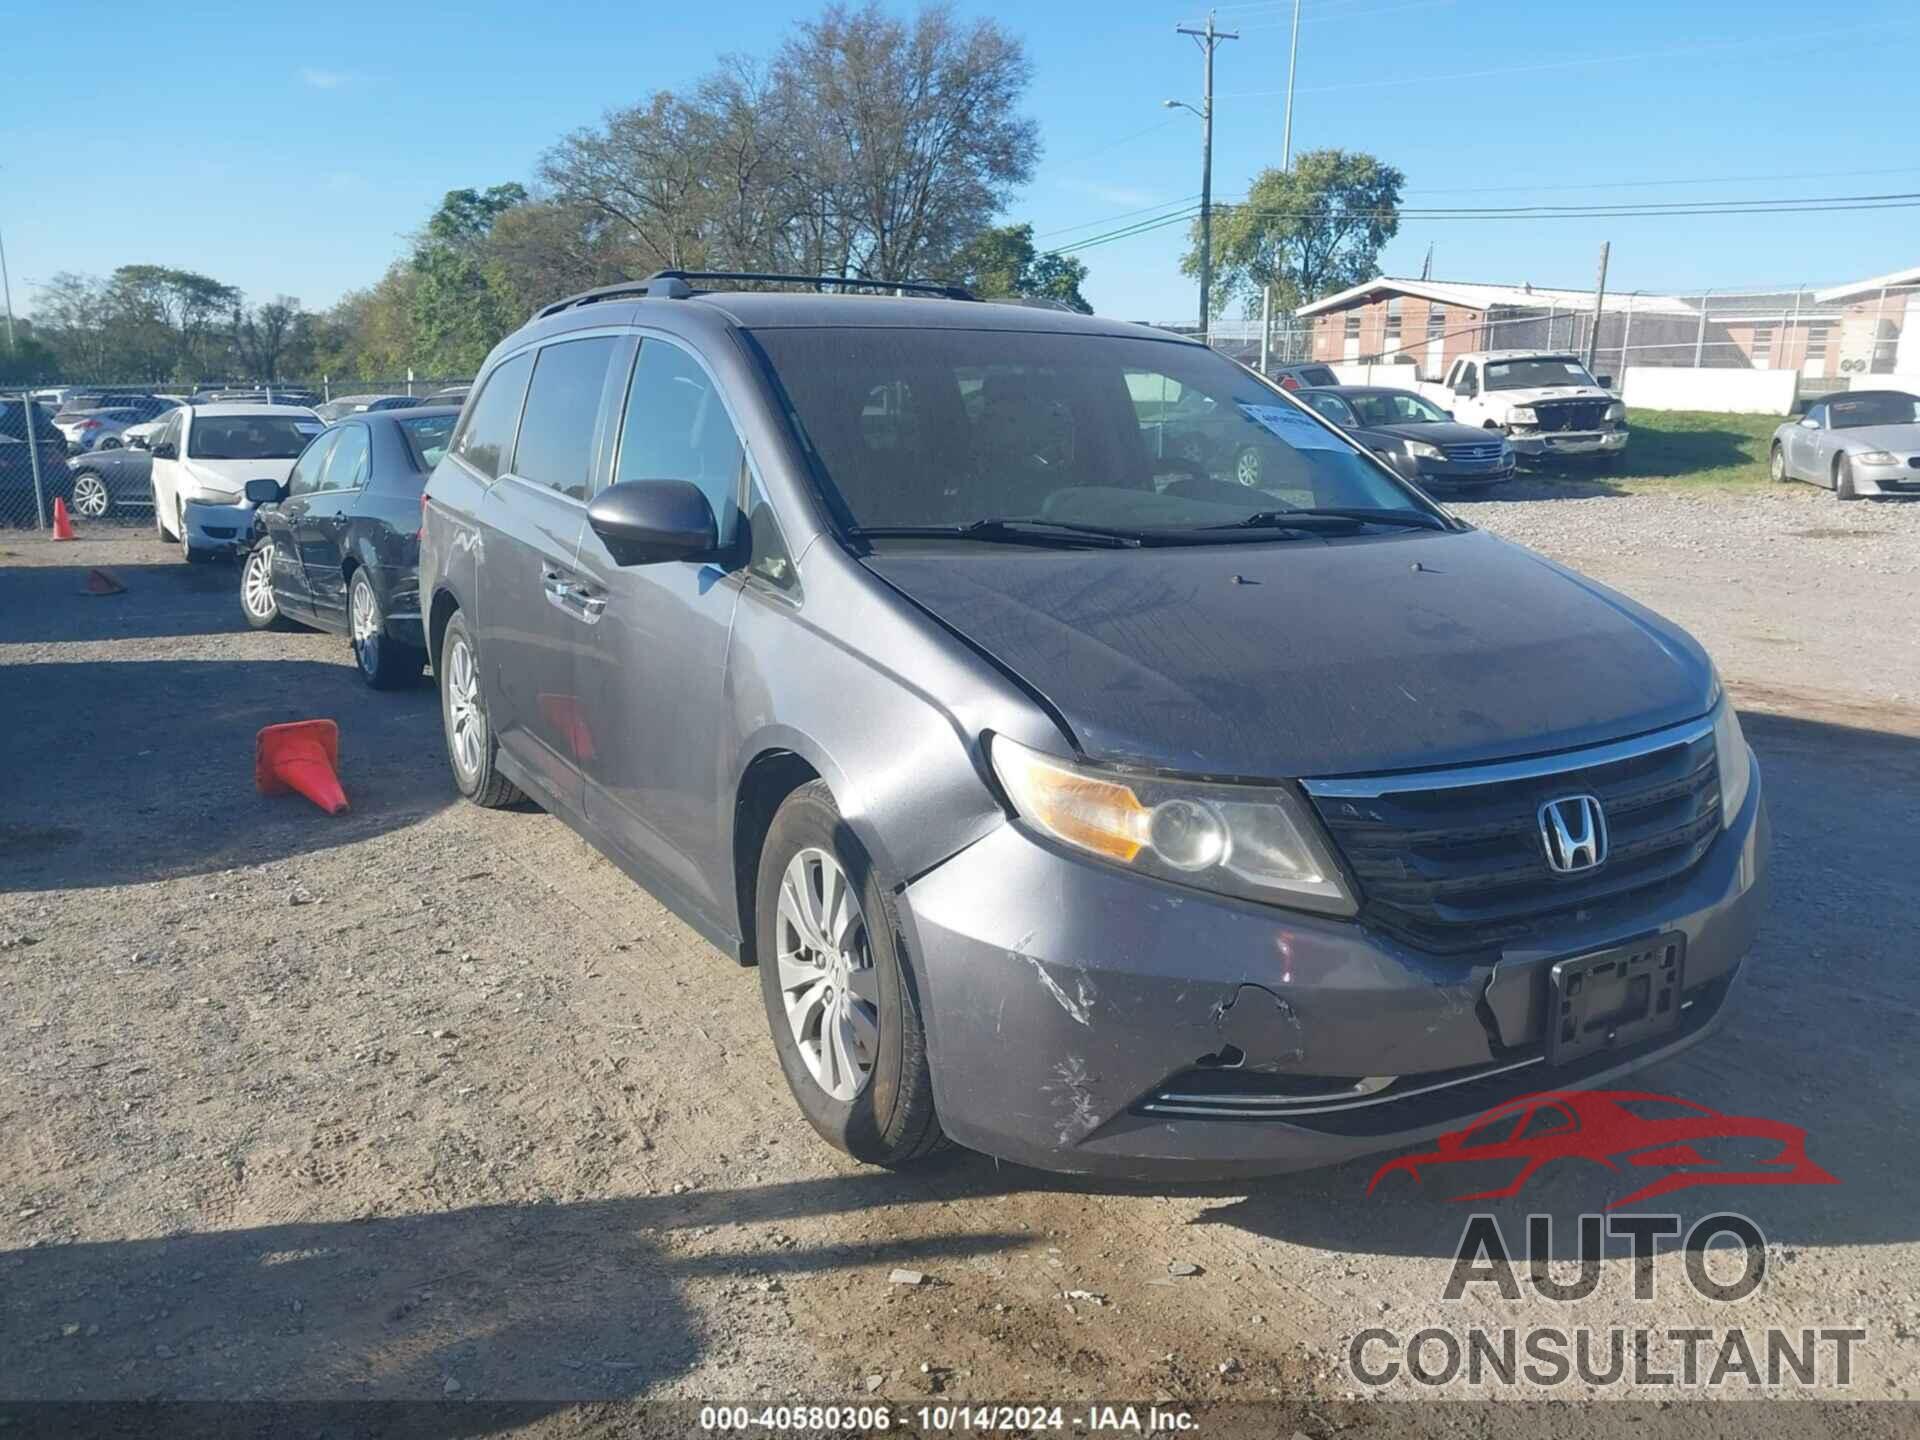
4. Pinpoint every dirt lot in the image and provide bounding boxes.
[3,487,1919,1430]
